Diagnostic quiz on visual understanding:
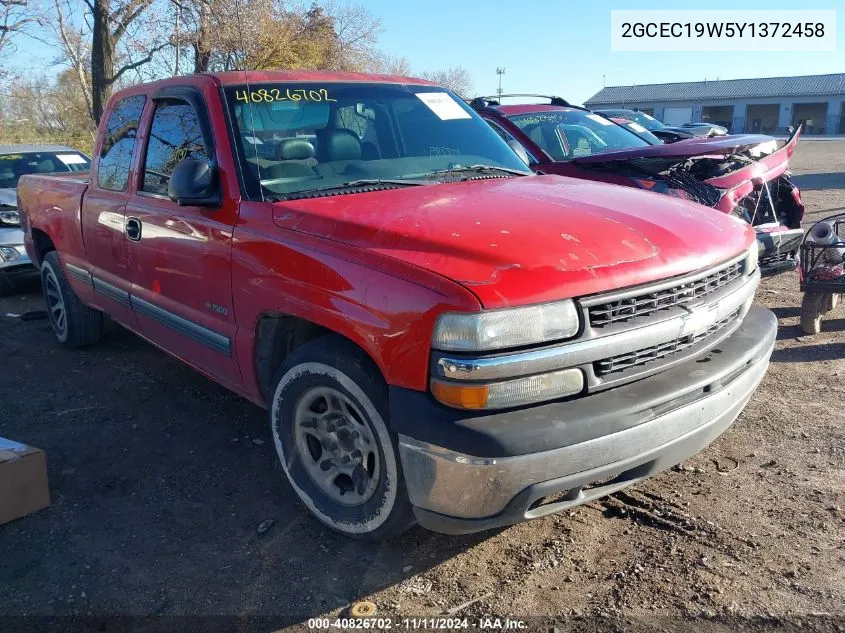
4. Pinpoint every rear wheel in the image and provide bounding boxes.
[269,335,415,540]
[41,251,103,347]
[800,291,824,335]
